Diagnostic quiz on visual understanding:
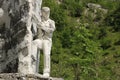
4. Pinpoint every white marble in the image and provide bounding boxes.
[0,0,42,74]
[18,0,43,74]
[32,7,56,77]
